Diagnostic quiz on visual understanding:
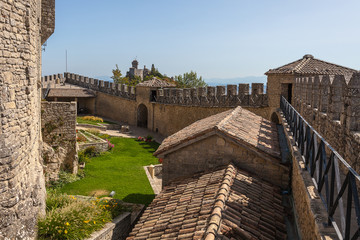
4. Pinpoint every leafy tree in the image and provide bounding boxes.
[111,64,125,84]
[174,71,207,88]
